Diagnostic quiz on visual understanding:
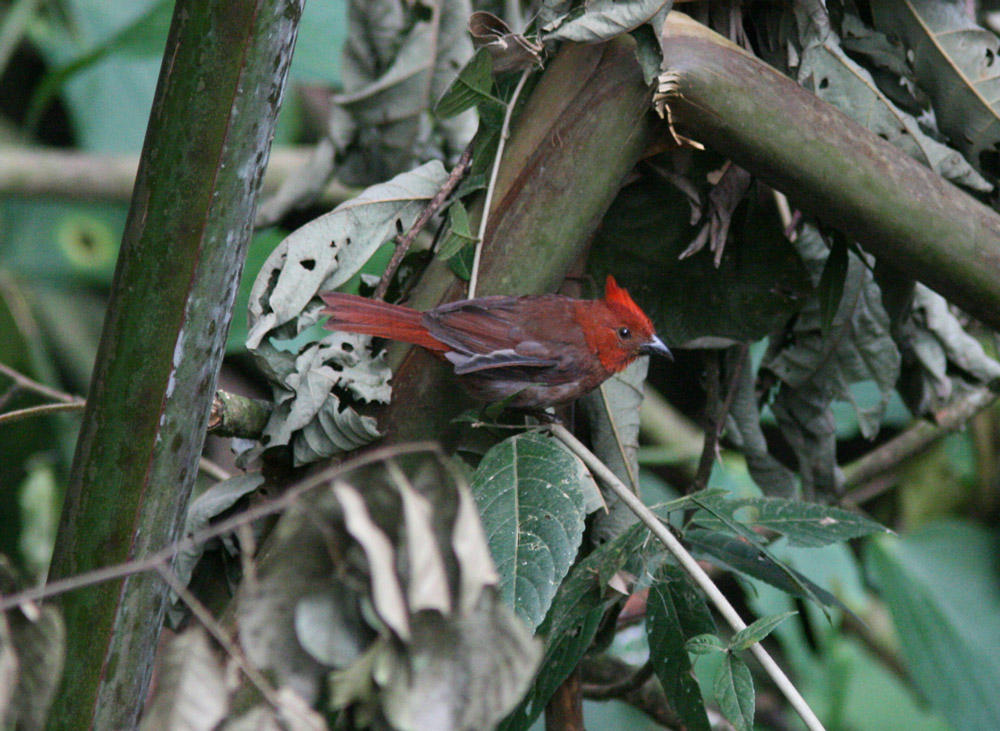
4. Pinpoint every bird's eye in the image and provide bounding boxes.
[617,327,632,339]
